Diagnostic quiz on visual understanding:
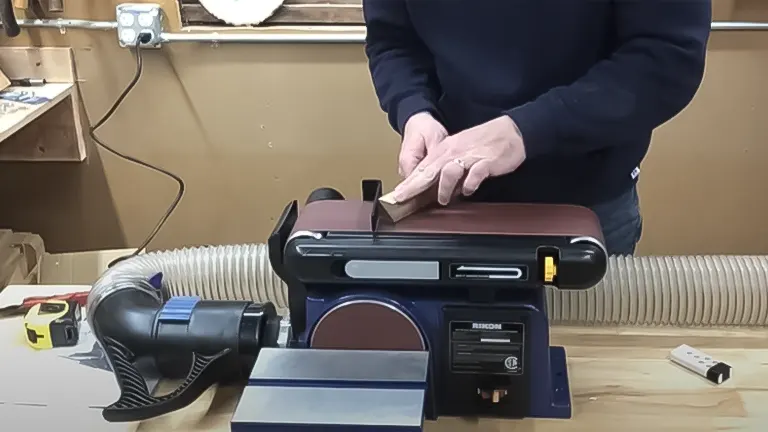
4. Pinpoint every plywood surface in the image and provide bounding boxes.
[0,83,72,141]
[137,326,768,432]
